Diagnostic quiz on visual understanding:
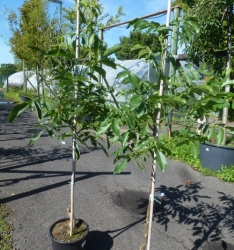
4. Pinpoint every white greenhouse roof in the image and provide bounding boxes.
[4,59,201,101]
[102,59,157,103]
[4,71,36,89]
